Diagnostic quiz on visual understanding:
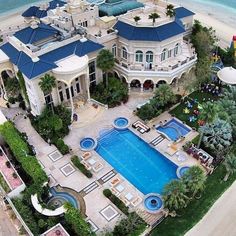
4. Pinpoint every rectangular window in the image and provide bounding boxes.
[168,50,172,58]
[44,94,52,105]
[70,86,74,97]
[59,91,64,102]
[76,82,80,93]
[66,88,70,99]
[89,61,96,83]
